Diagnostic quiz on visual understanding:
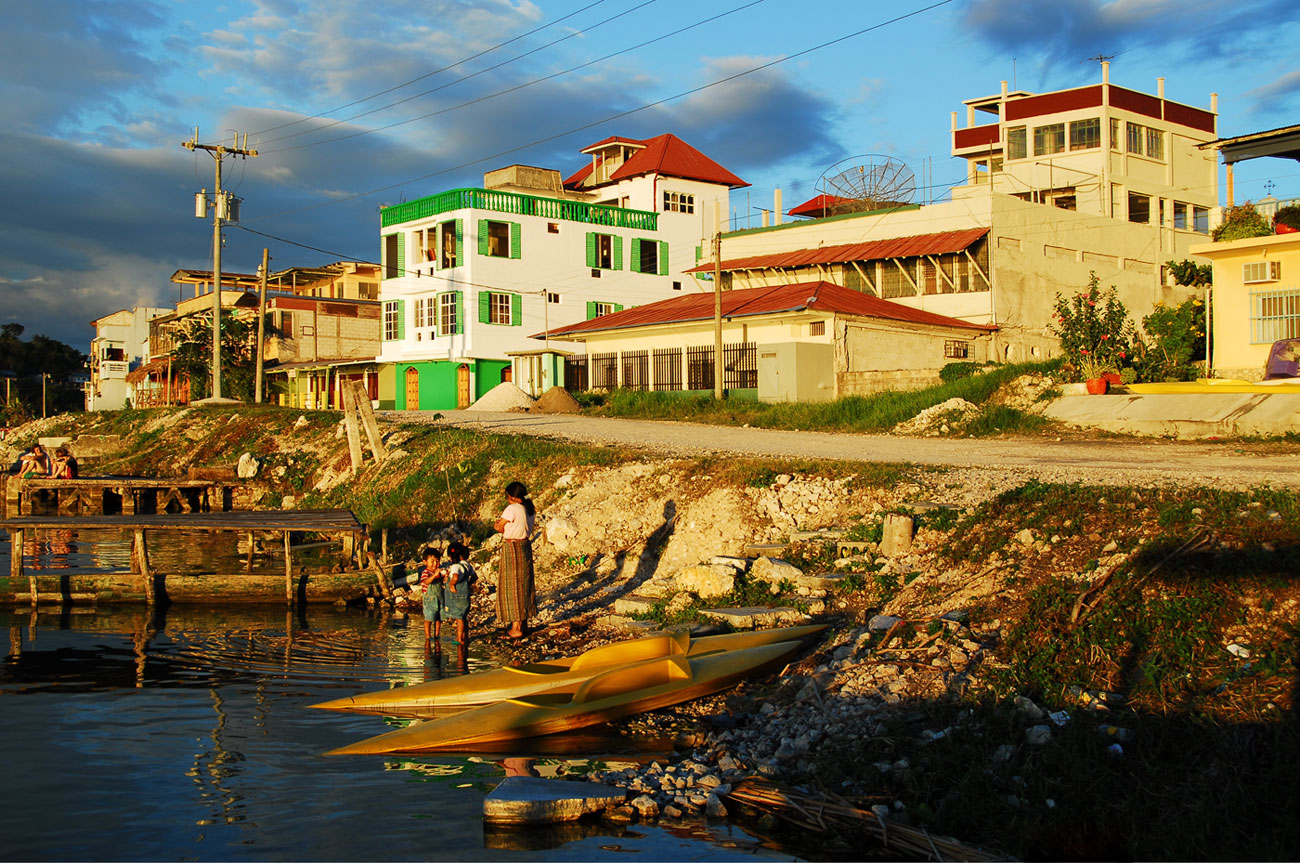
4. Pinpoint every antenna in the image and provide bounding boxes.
[1084,53,1116,65]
